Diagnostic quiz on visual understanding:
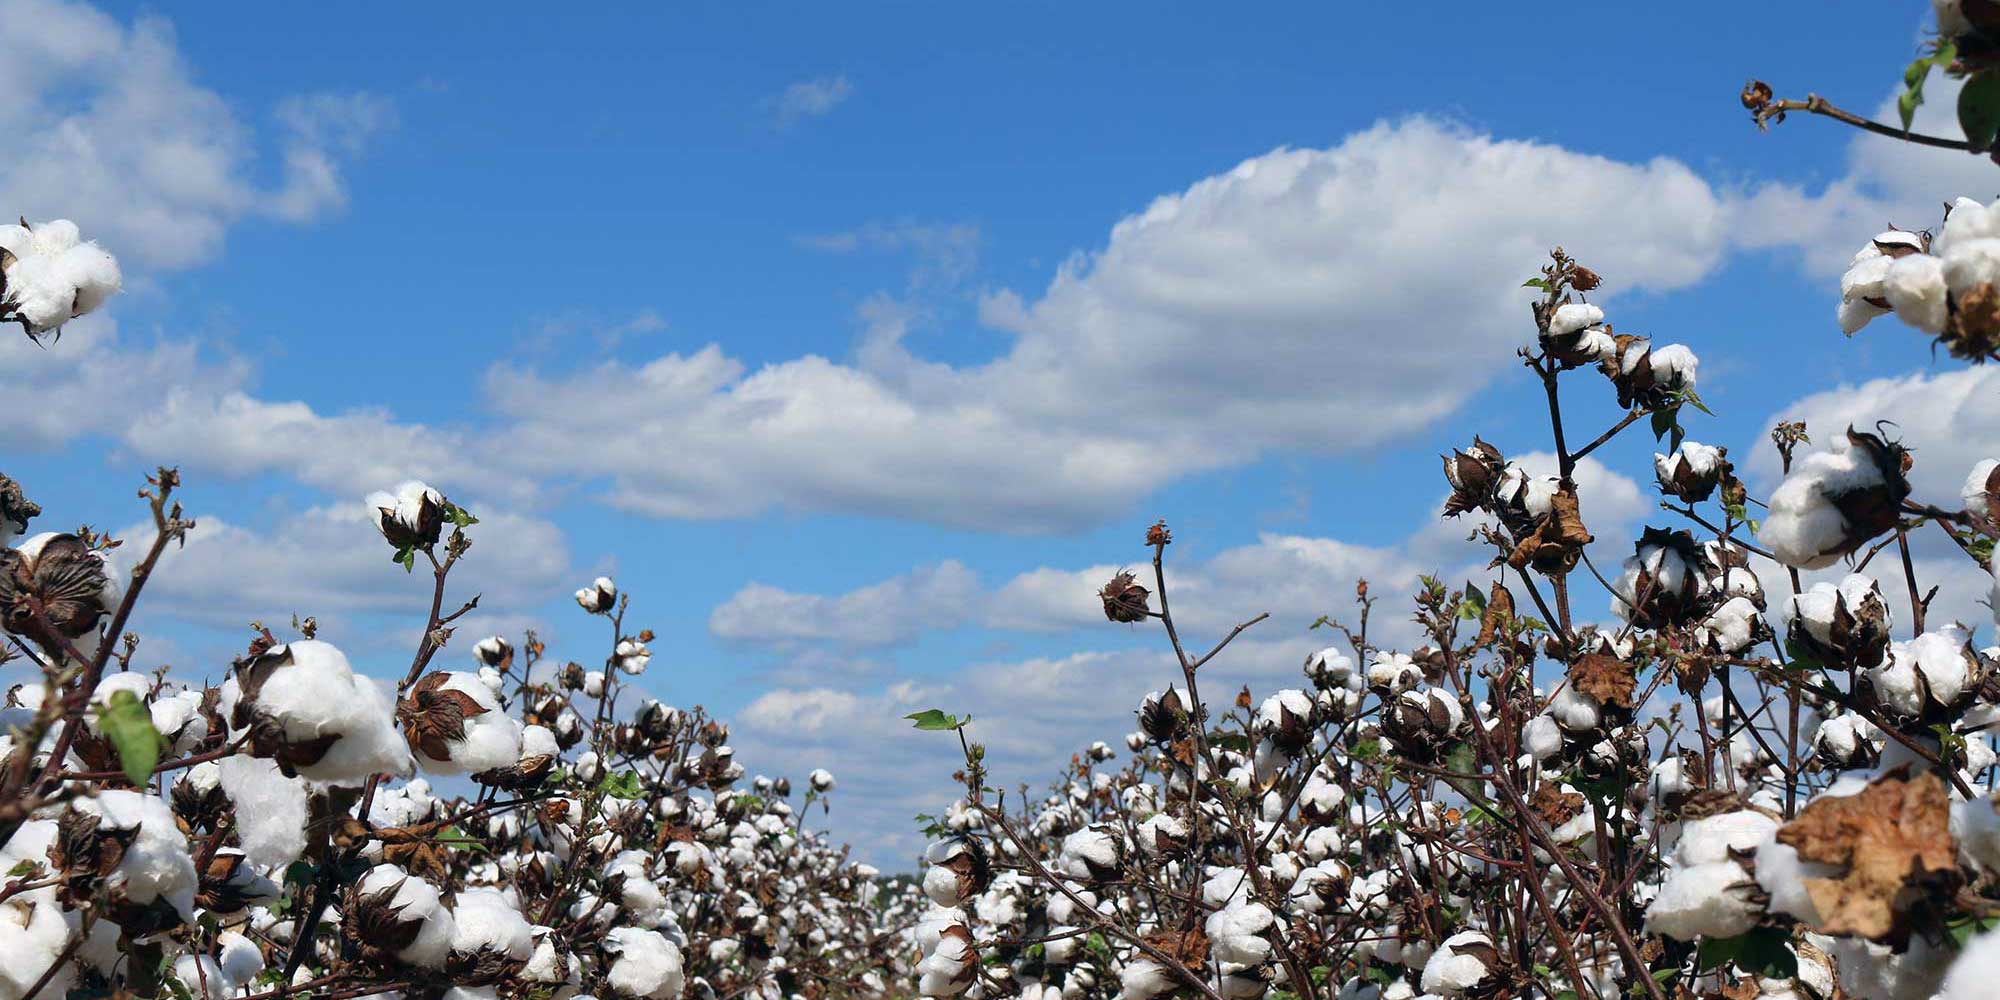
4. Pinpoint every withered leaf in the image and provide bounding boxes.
[1774,767,1957,944]
[1568,653,1637,709]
